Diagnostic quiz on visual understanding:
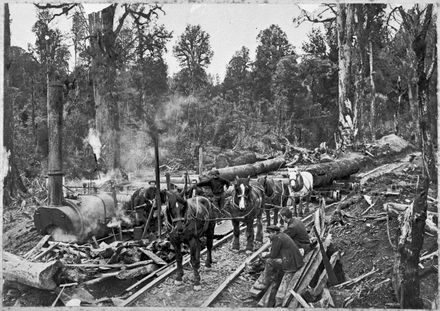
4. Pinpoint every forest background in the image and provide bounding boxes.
[3,2,437,205]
